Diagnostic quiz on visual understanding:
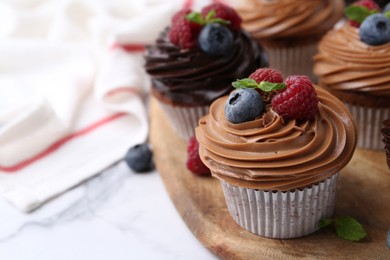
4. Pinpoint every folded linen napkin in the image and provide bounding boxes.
[0,0,211,212]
